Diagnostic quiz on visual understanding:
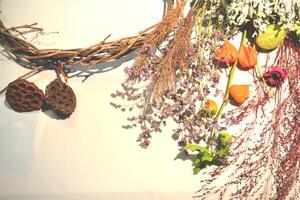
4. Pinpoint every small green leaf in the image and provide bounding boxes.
[185,143,208,153]
[217,146,230,158]
[193,167,201,175]
[202,153,214,162]
[193,158,201,165]
[186,144,220,174]
[295,23,300,38]
[218,132,233,146]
